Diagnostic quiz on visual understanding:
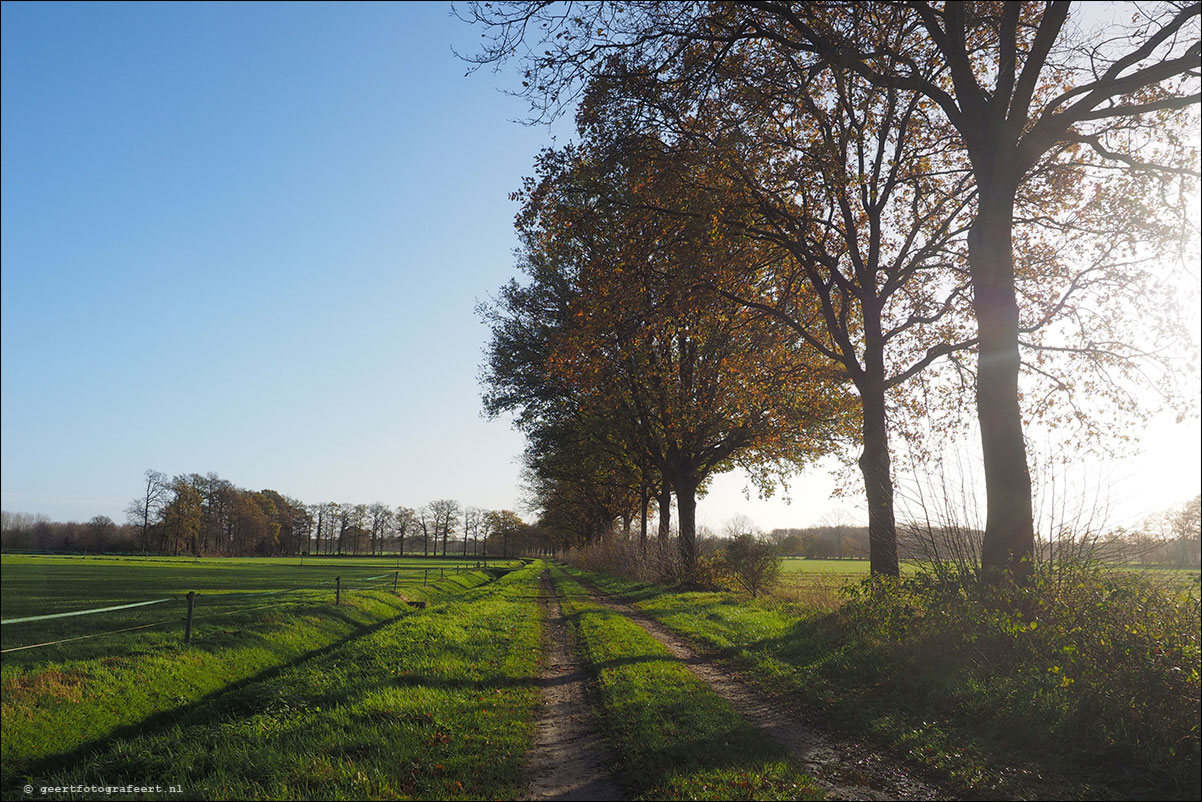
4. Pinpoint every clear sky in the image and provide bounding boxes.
[2,1,1199,535]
